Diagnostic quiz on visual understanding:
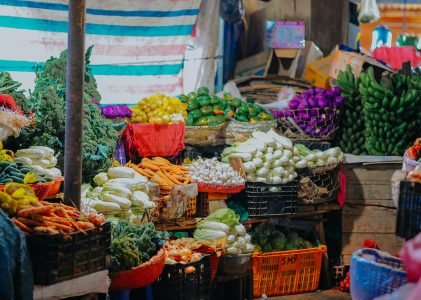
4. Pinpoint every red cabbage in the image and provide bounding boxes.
[297,111,309,120]
[307,96,317,108]
[271,110,284,118]
[309,108,319,117]
[333,86,341,96]
[285,110,294,118]
[298,100,309,110]
[317,97,328,108]
[307,118,317,127]
[333,96,344,107]
[315,88,325,93]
